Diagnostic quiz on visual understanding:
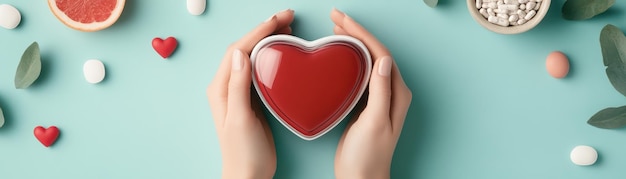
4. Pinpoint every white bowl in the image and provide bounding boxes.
[467,0,551,34]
